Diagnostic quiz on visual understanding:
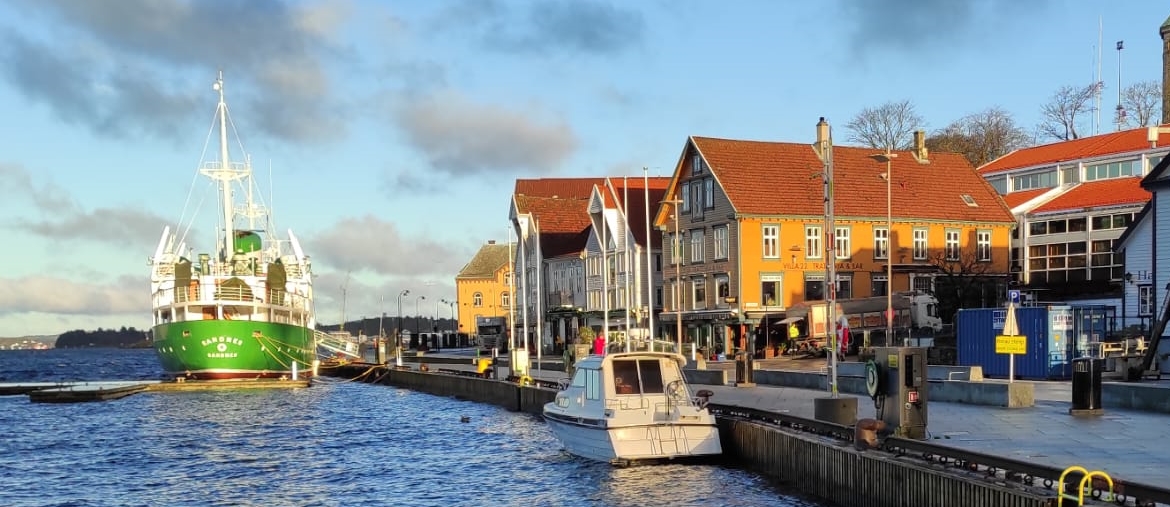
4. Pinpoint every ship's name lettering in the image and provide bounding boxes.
[206,352,239,358]
[201,336,244,347]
